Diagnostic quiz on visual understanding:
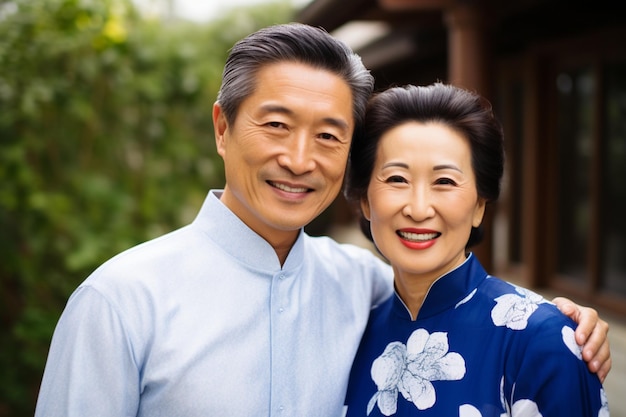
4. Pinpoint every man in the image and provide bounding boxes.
[35,23,610,416]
